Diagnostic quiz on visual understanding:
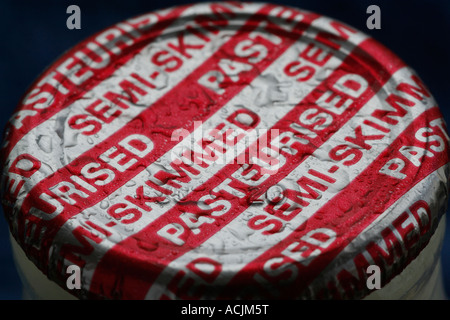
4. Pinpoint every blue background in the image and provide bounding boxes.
[0,0,449,299]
